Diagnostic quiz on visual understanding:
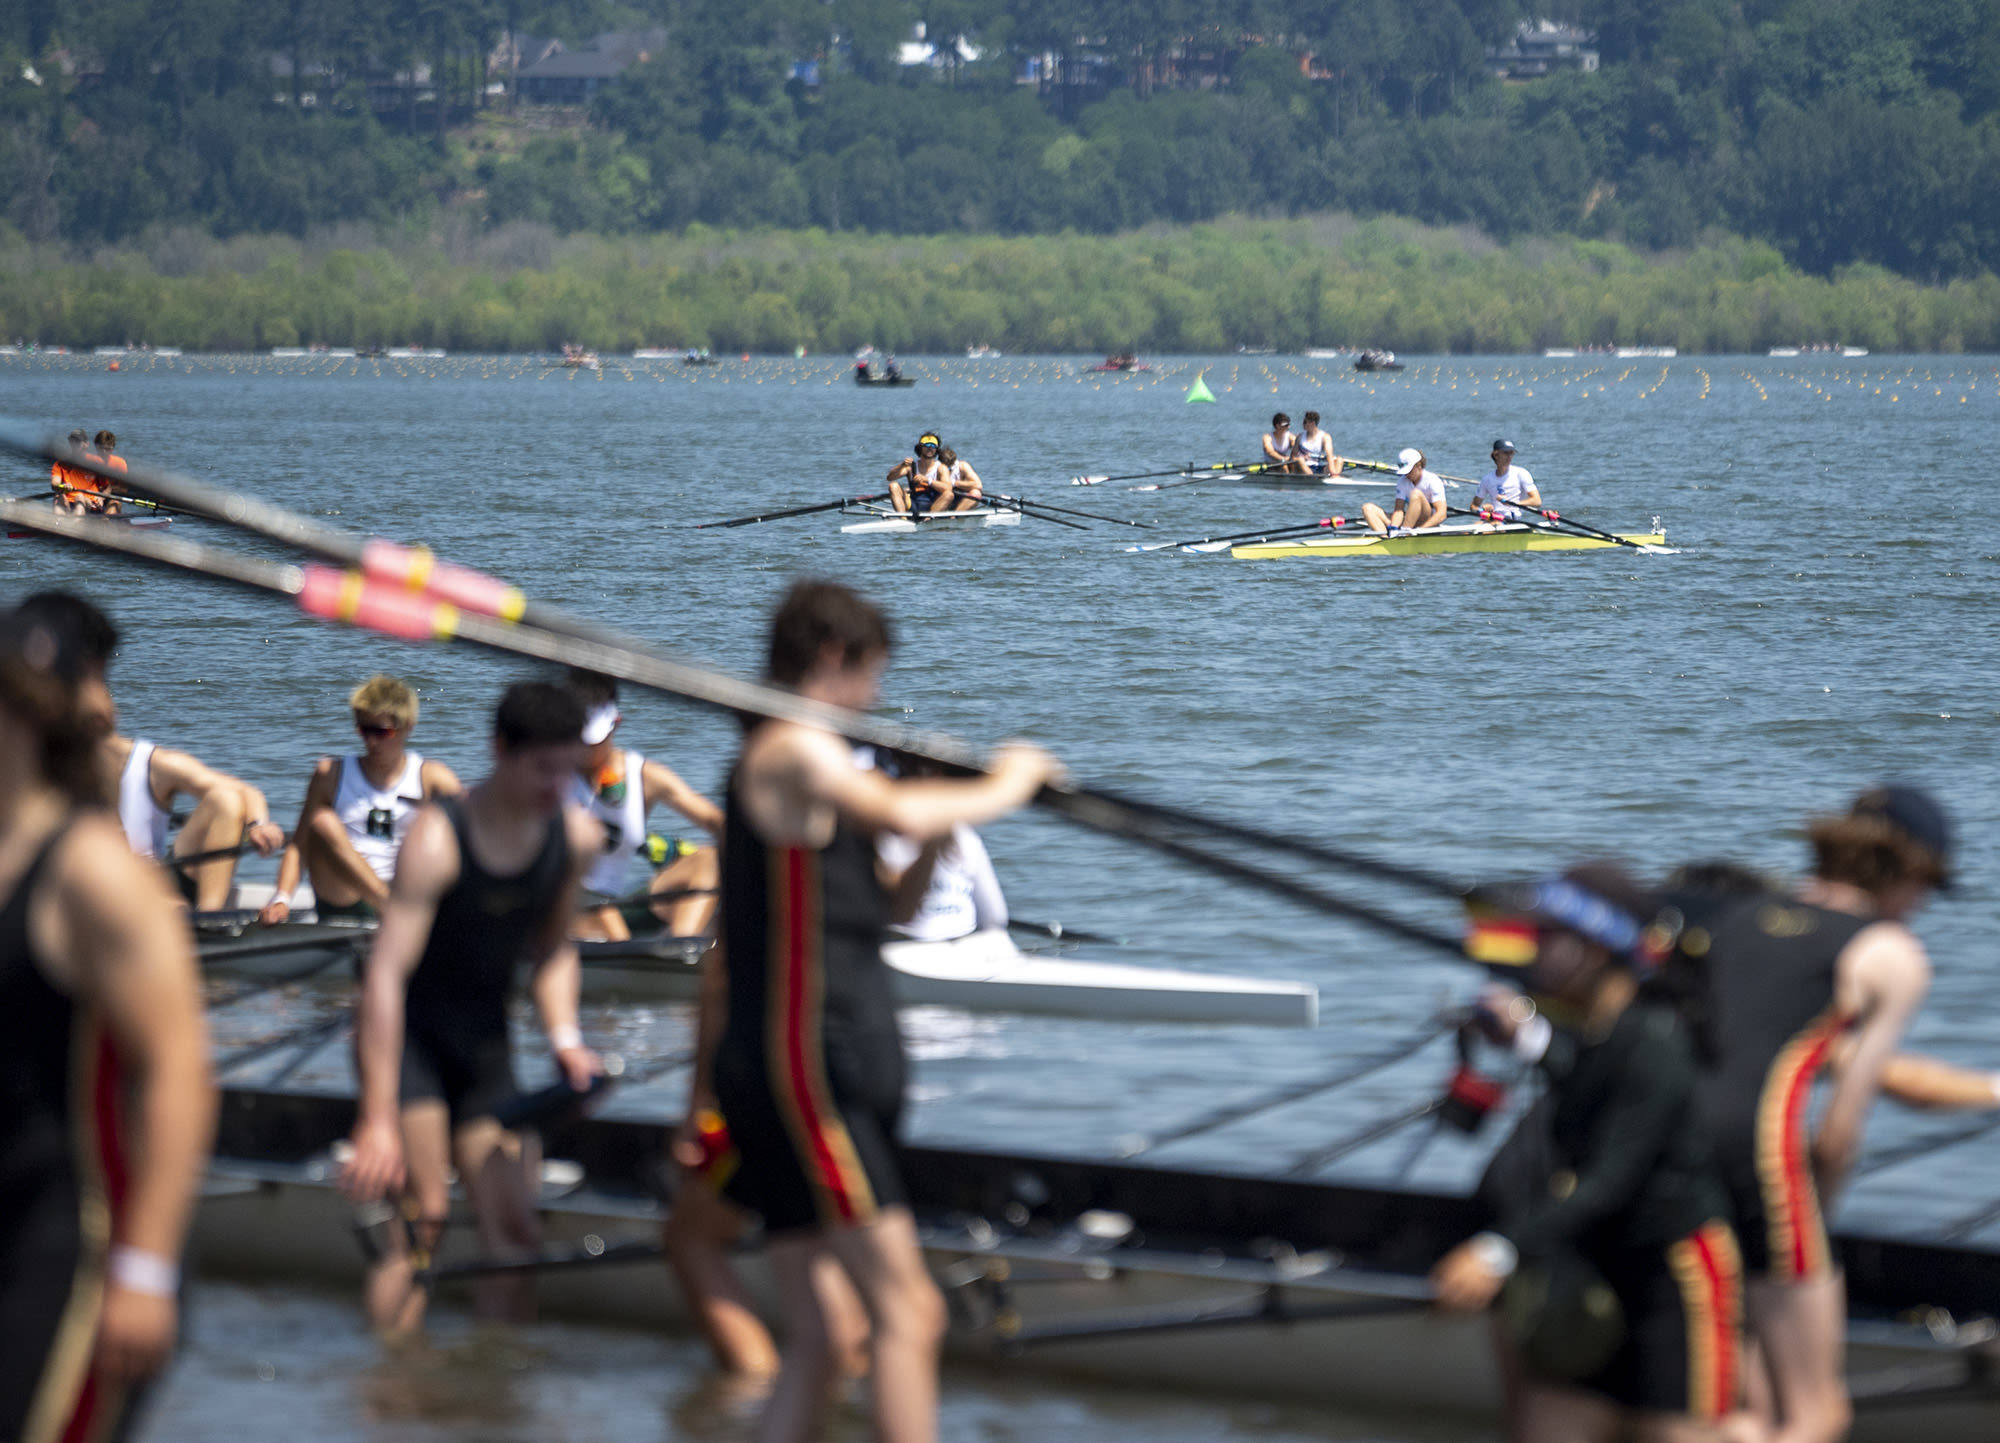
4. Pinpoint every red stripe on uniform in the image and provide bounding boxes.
[776,848,861,1224]
[1777,1027,1837,1278]
[1689,1224,1740,1419]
